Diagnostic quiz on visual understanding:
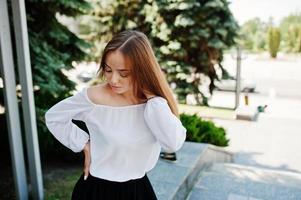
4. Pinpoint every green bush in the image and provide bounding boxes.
[267,27,281,58]
[180,113,229,146]
[287,25,301,53]
[279,13,301,53]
